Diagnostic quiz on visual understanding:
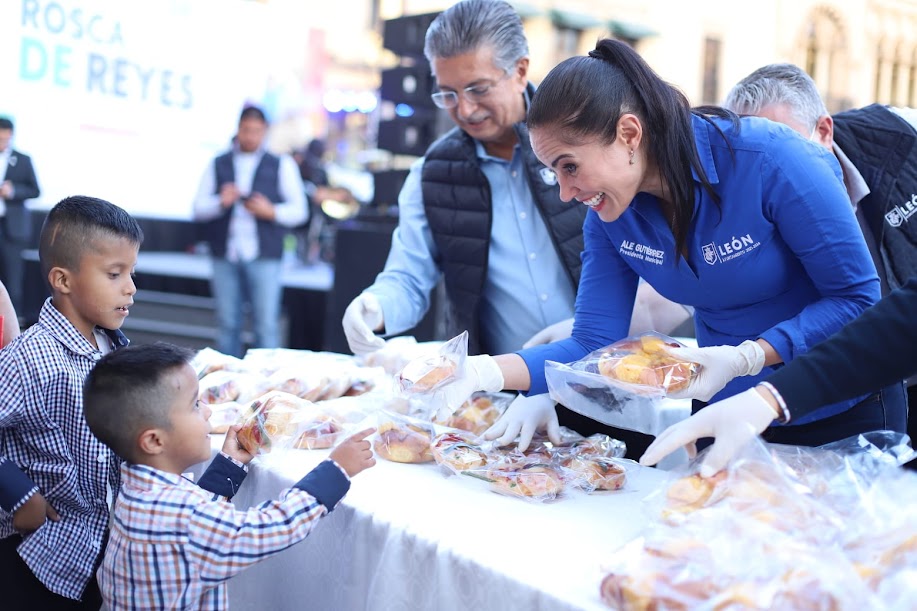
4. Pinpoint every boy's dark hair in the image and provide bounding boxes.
[84,342,195,461]
[240,105,267,124]
[0,117,13,131]
[38,195,144,279]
